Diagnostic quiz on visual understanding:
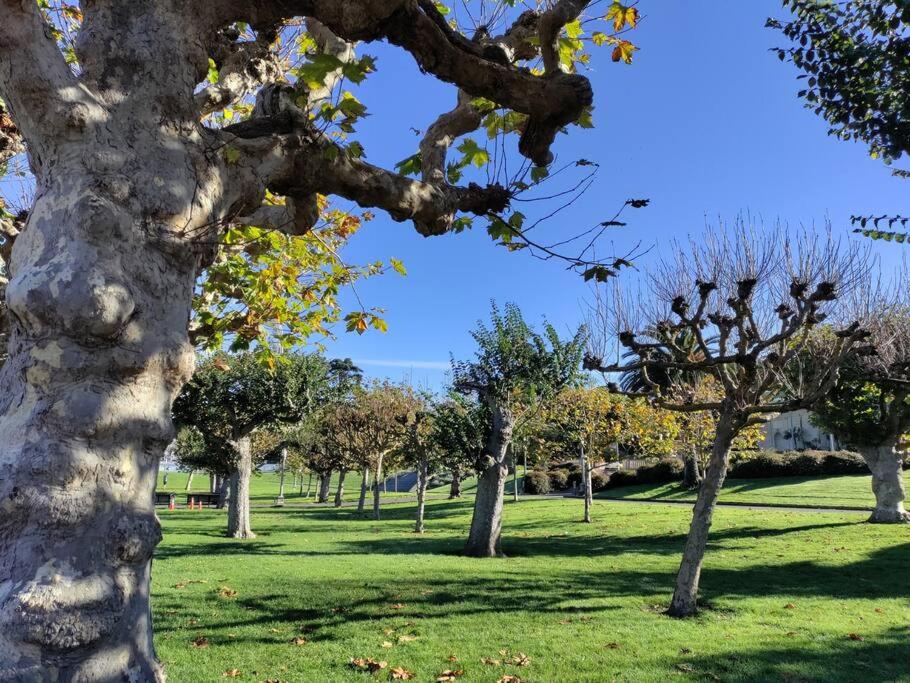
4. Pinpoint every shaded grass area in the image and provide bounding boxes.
[597,472,910,510]
[153,496,910,681]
